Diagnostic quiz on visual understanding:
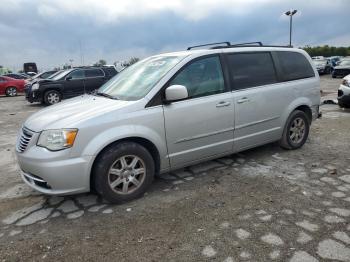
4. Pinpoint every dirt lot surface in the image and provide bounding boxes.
[0,75,349,261]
